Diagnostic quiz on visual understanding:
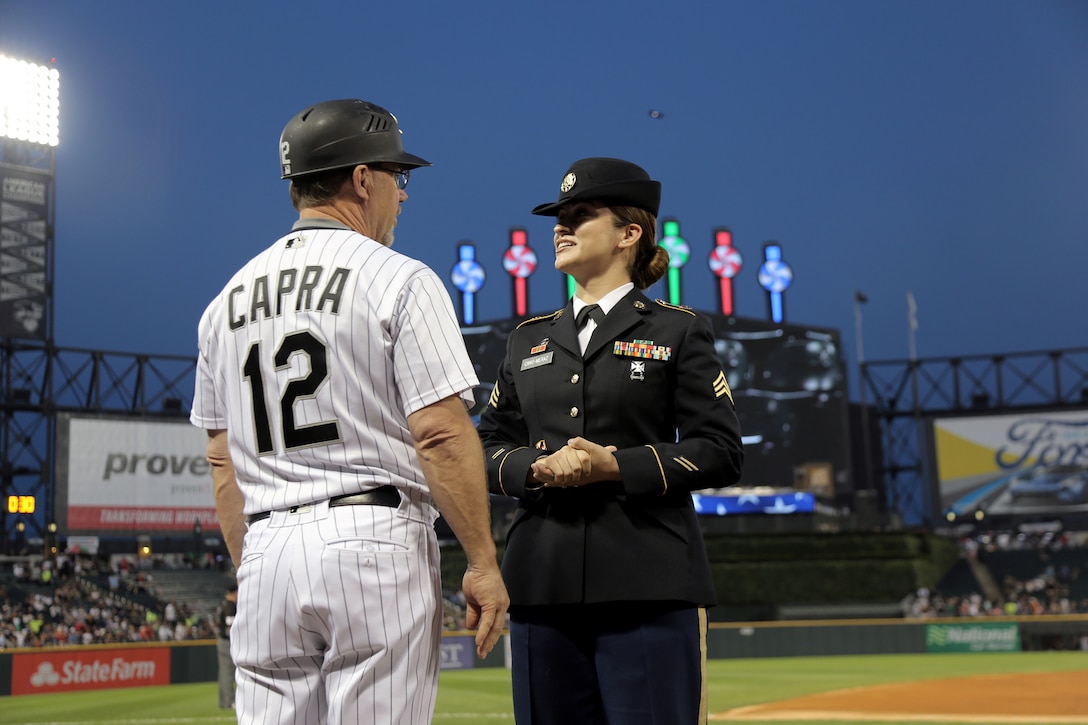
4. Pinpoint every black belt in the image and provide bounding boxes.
[246,485,400,524]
